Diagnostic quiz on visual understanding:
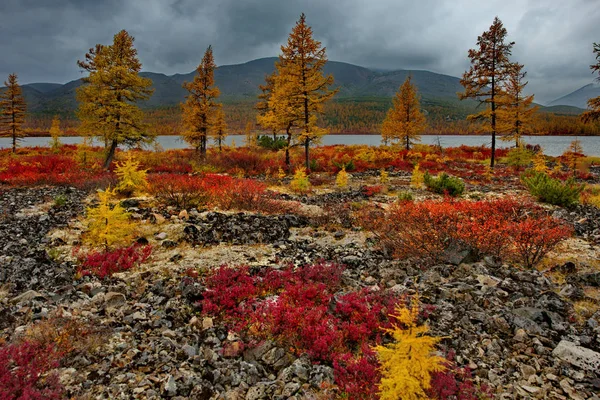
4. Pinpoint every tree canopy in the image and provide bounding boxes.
[0,73,26,153]
[77,30,154,169]
[381,76,427,150]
